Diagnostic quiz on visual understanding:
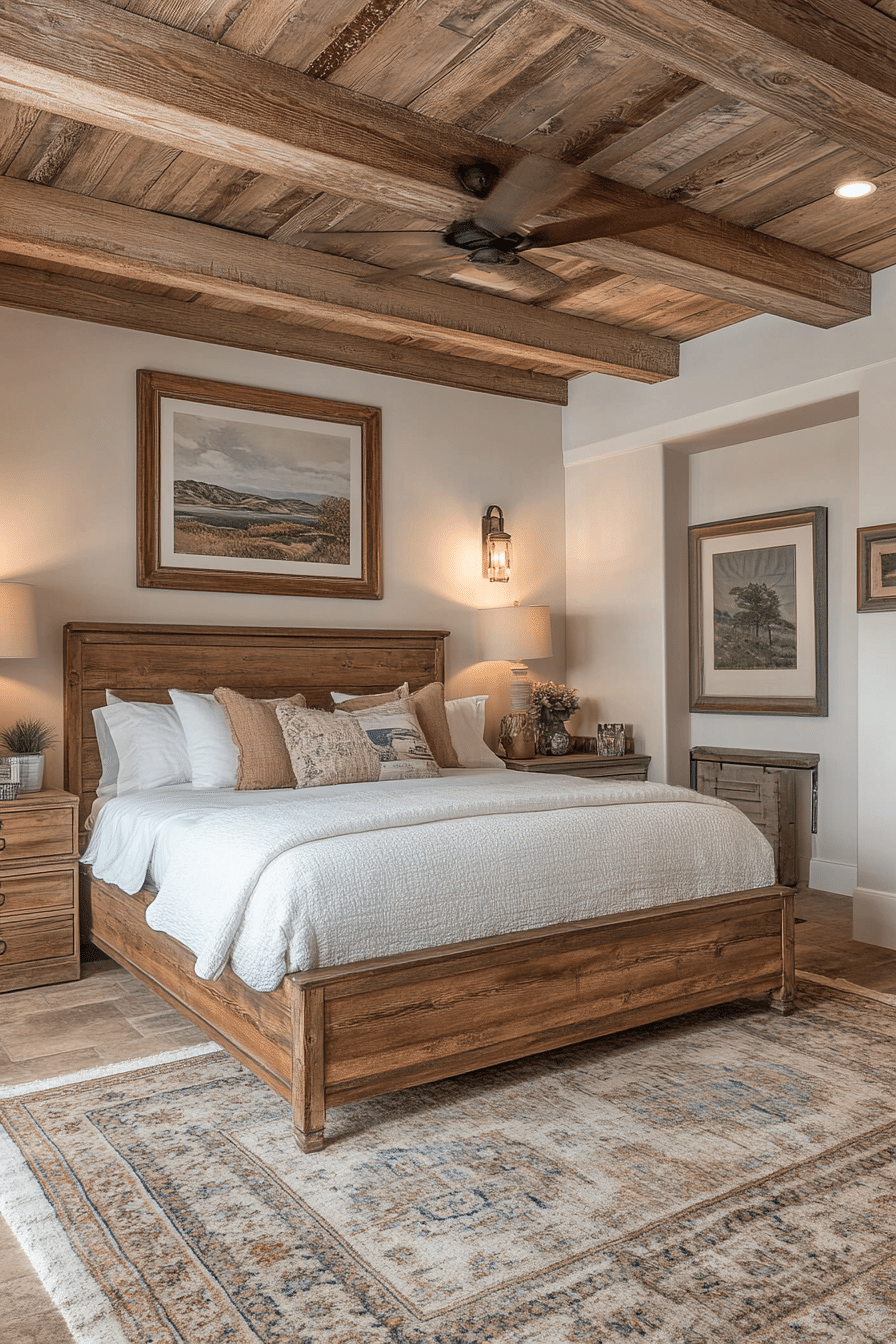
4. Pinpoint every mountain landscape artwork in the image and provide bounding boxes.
[712,545,797,670]
[172,410,352,566]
